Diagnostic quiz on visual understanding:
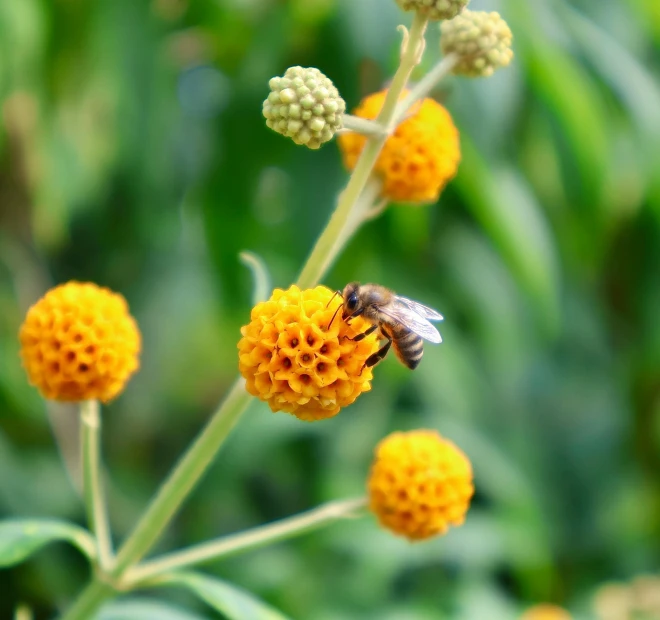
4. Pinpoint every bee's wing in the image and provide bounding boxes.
[394,296,444,321]
[380,302,443,343]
